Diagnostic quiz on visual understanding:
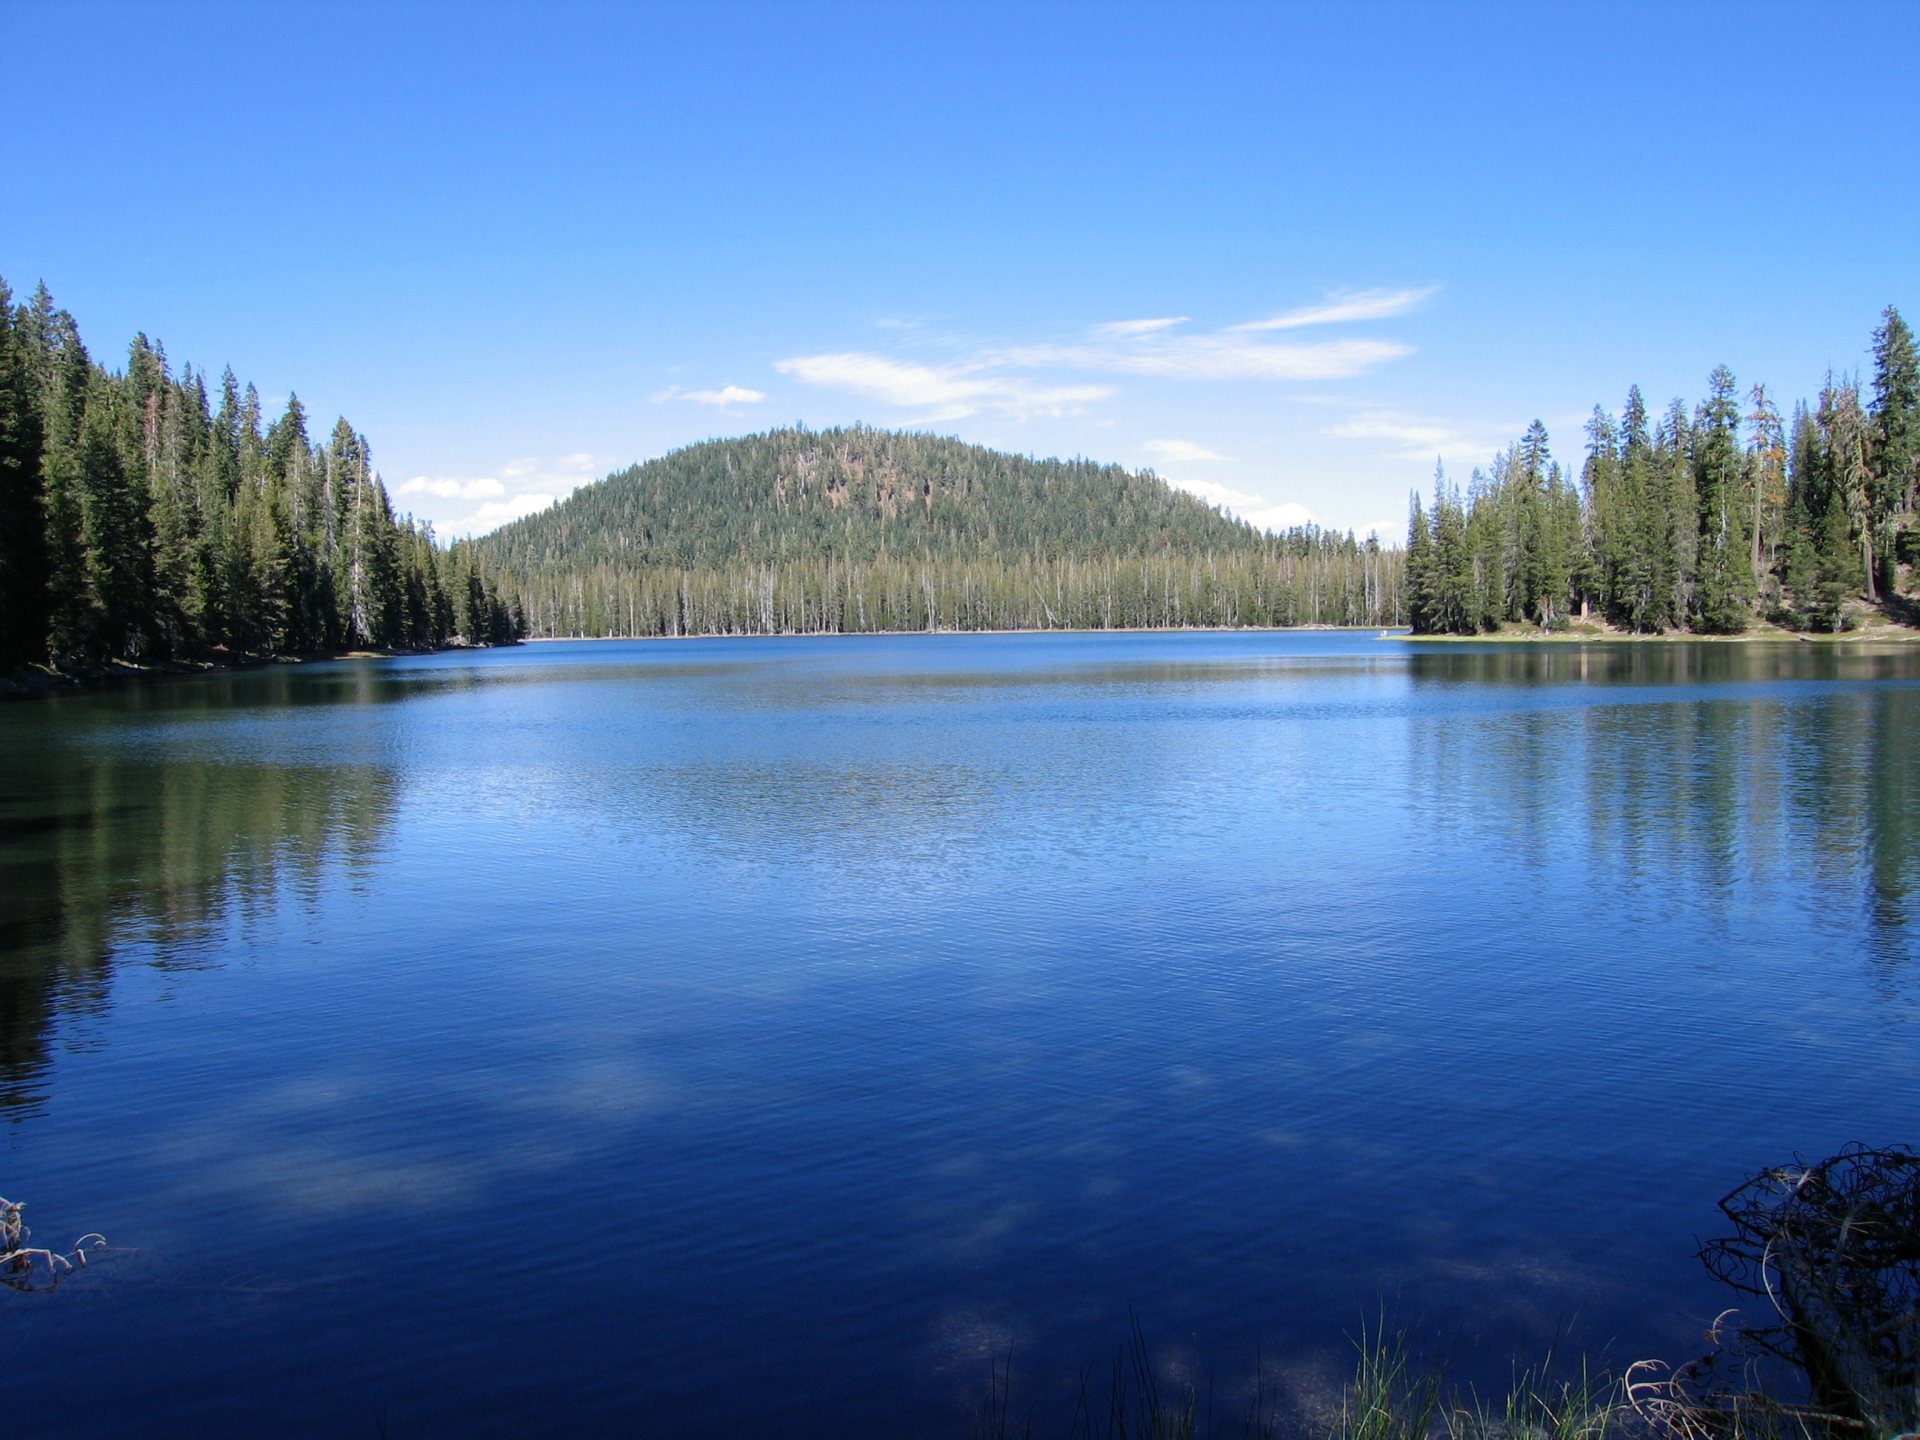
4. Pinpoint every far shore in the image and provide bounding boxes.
[1400,617,1920,644]
[13,616,1920,700]
[517,623,1397,643]
[518,617,1919,645]
[0,641,509,702]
